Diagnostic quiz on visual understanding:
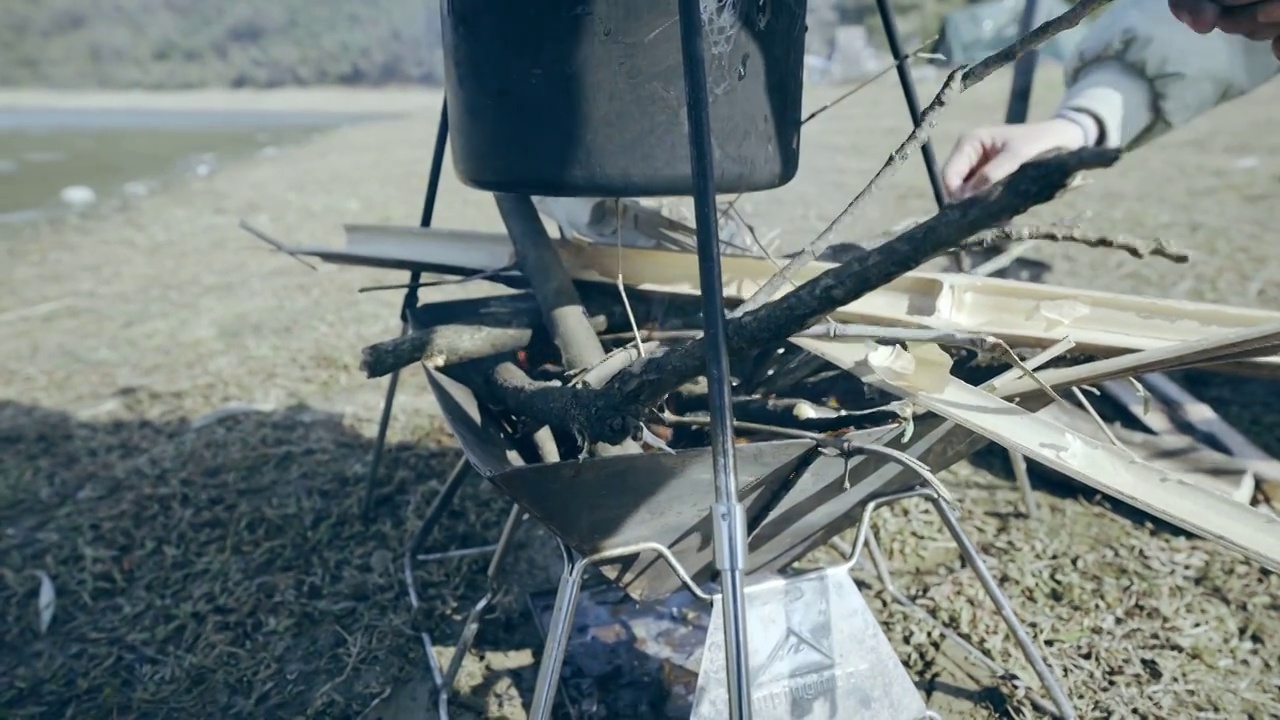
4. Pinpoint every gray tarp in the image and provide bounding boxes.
[934,0,1093,66]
